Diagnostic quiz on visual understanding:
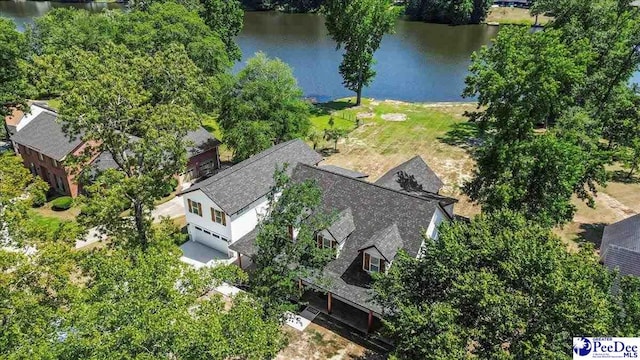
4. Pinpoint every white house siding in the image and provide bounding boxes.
[183,190,232,253]
[417,207,448,259]
[425,207,447,240]
[229,196,270,243]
